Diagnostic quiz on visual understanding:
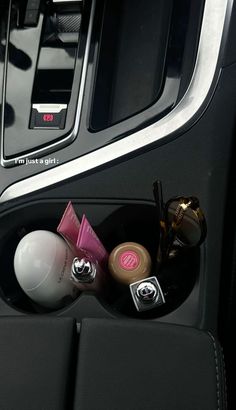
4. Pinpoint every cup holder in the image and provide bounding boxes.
[0,199,199,319]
